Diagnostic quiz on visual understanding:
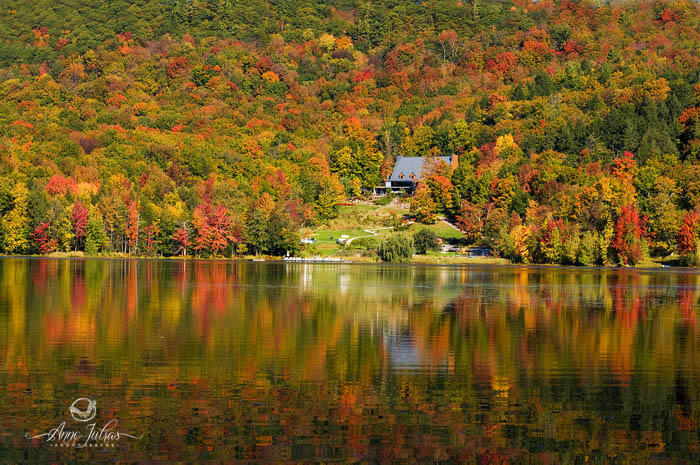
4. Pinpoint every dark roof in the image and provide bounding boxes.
[387,156,455,183]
